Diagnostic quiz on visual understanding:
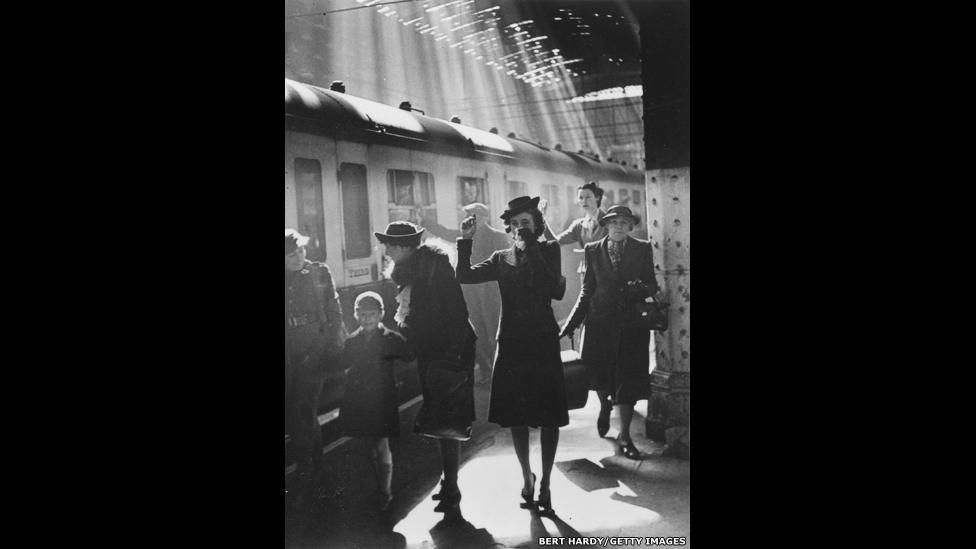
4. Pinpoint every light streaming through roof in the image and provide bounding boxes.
[568,85,644,104]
